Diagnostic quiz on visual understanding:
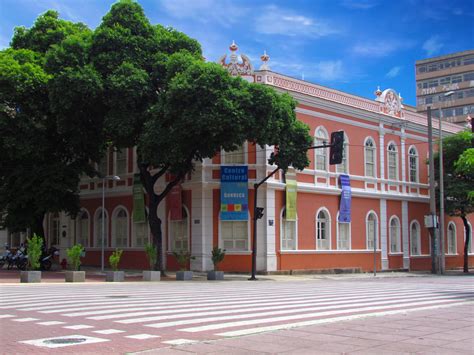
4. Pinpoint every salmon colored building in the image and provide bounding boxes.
[40,43,473,273]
